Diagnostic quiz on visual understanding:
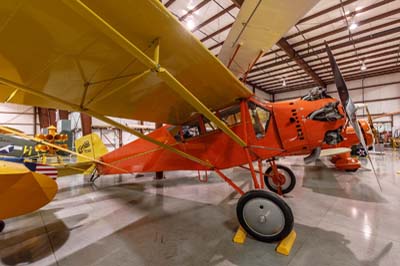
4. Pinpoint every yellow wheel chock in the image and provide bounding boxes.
[233,227,297,256]
[276,230,297,256]
[233,226,247,244]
